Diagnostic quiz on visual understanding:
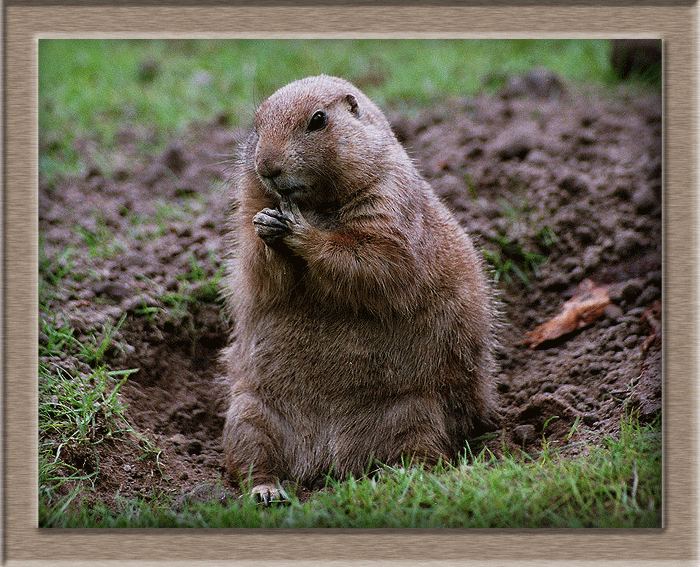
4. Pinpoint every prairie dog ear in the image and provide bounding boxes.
[345,93,360,117]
